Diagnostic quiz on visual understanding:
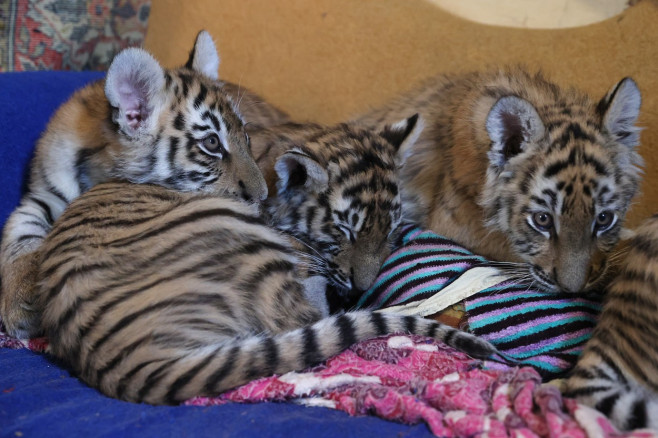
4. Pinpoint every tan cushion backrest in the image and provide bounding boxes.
[144,0,658,225]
